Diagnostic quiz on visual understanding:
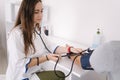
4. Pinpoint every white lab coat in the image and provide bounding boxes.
[6,25,57,80]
